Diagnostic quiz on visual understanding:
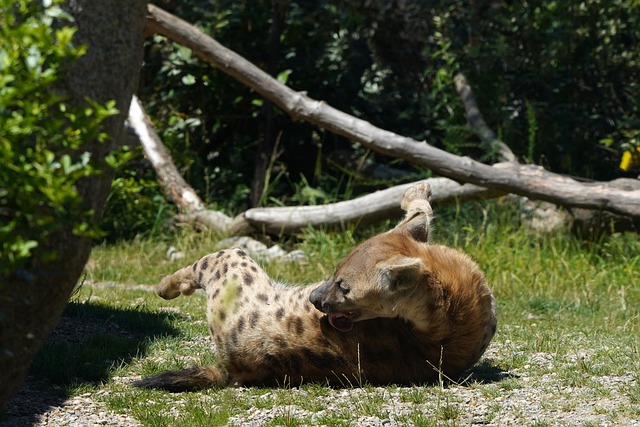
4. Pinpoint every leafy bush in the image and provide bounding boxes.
[0,0,117,274]
[101,165,176,242]
[446,0,640,177]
